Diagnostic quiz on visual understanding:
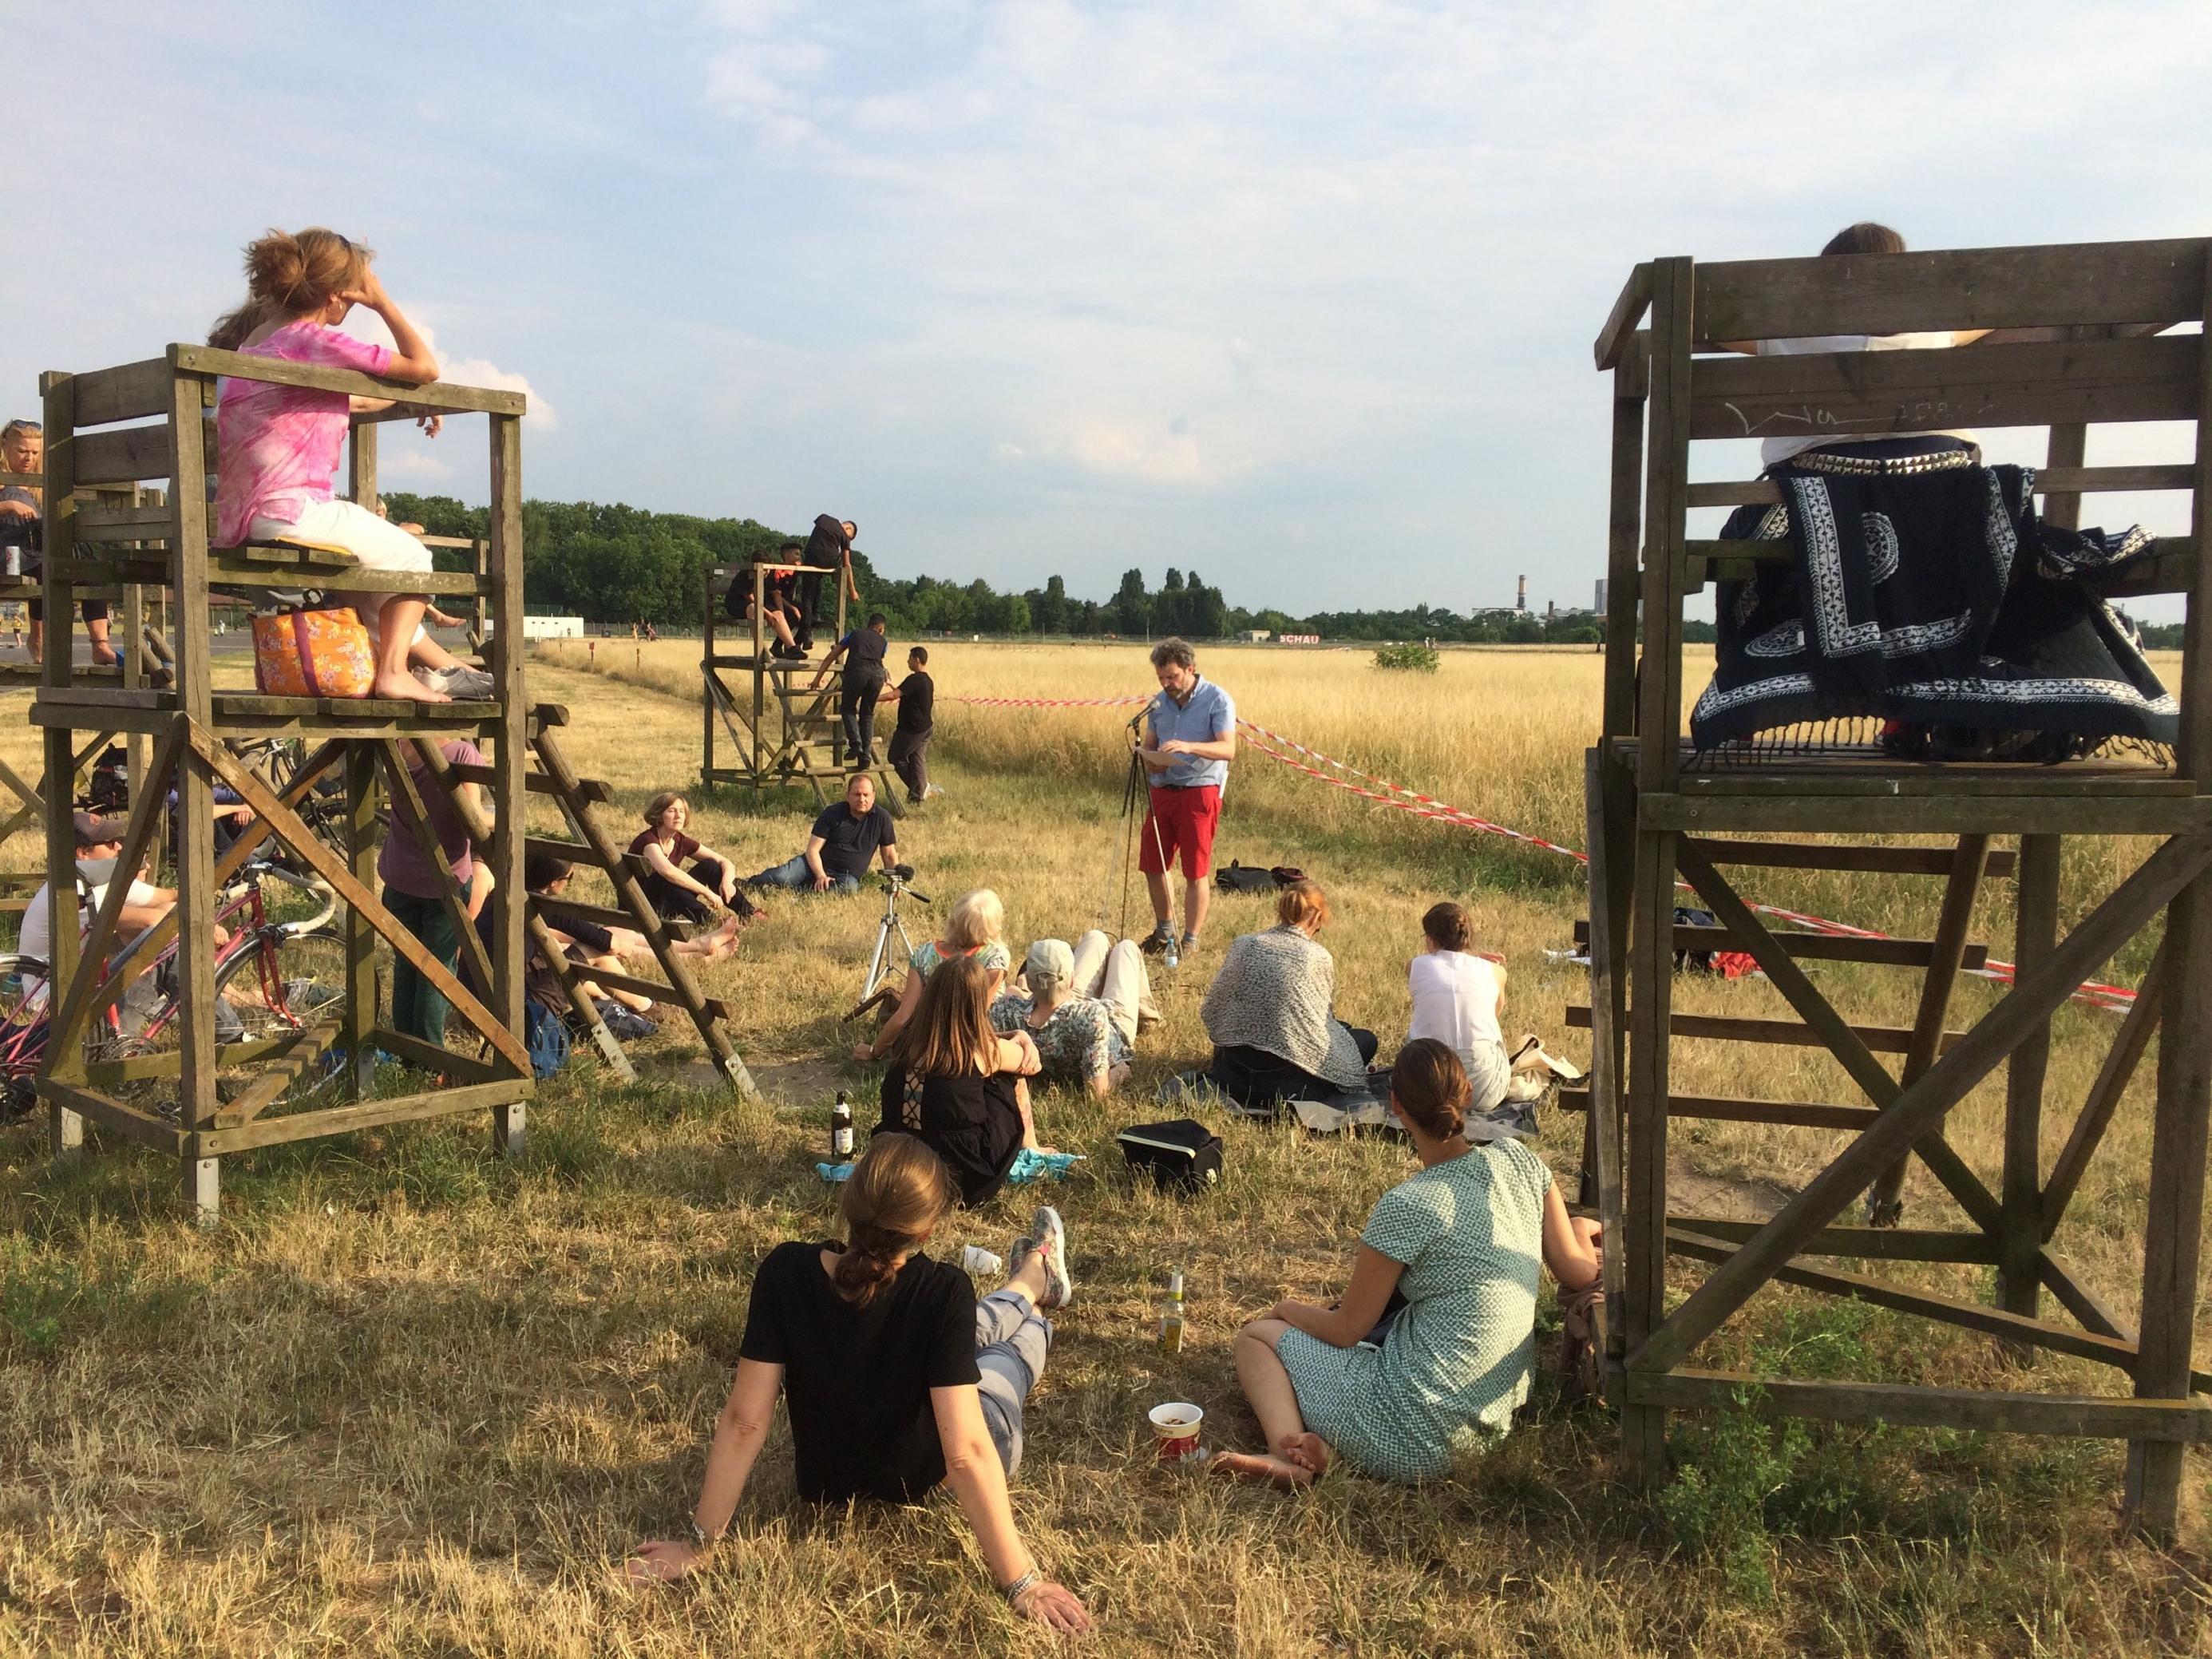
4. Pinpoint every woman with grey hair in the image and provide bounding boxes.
[988,932,1153,1098]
